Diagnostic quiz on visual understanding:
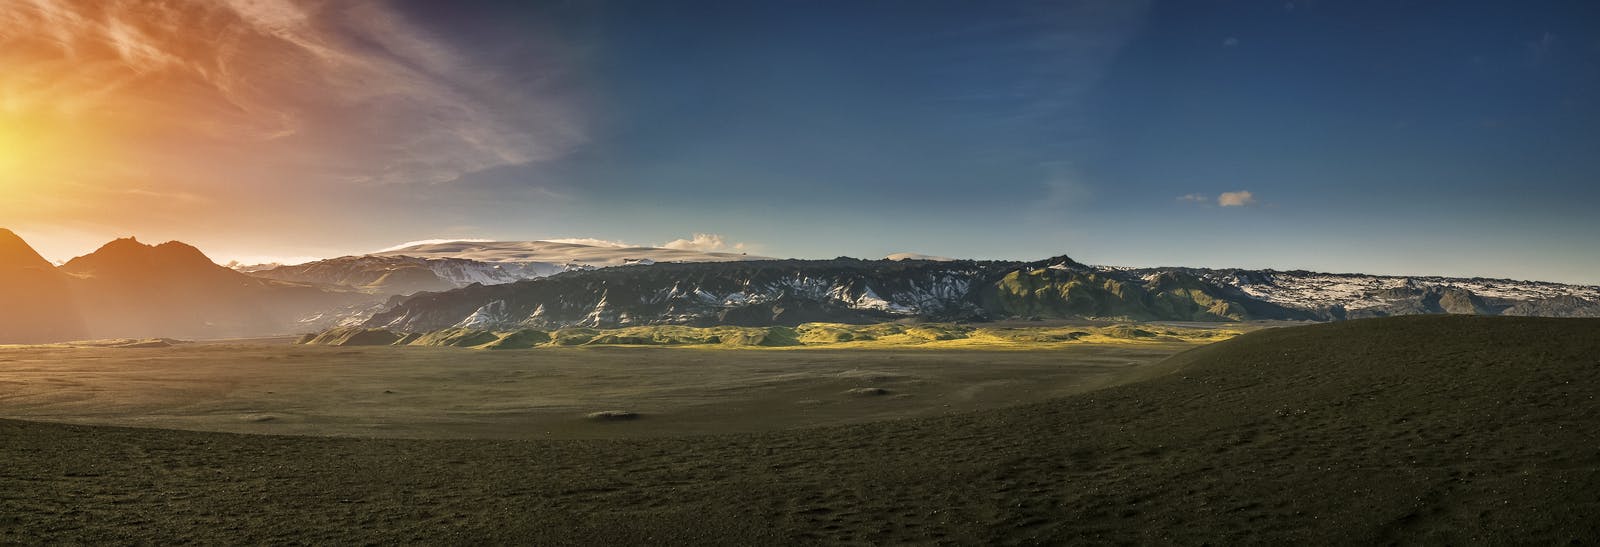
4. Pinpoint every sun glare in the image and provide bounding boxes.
[0,125,29,186]
[0,110,103,192]
[0,116,51,190]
